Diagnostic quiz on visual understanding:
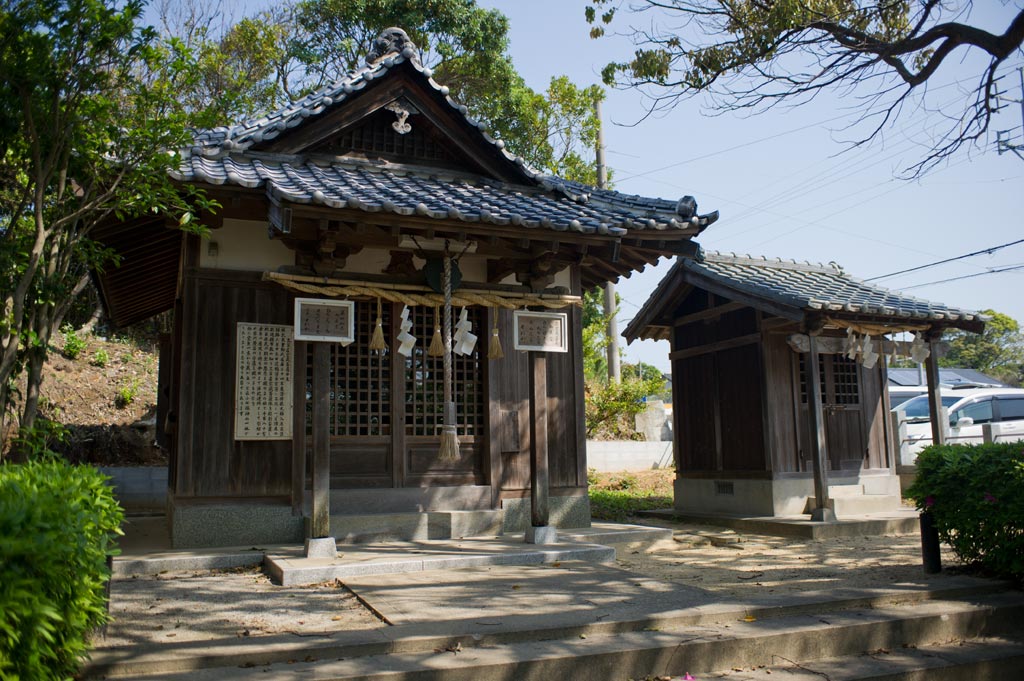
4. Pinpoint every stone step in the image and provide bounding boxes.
[828,493,903,516]
[84,588,1024,679]
[321,510,505,544]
